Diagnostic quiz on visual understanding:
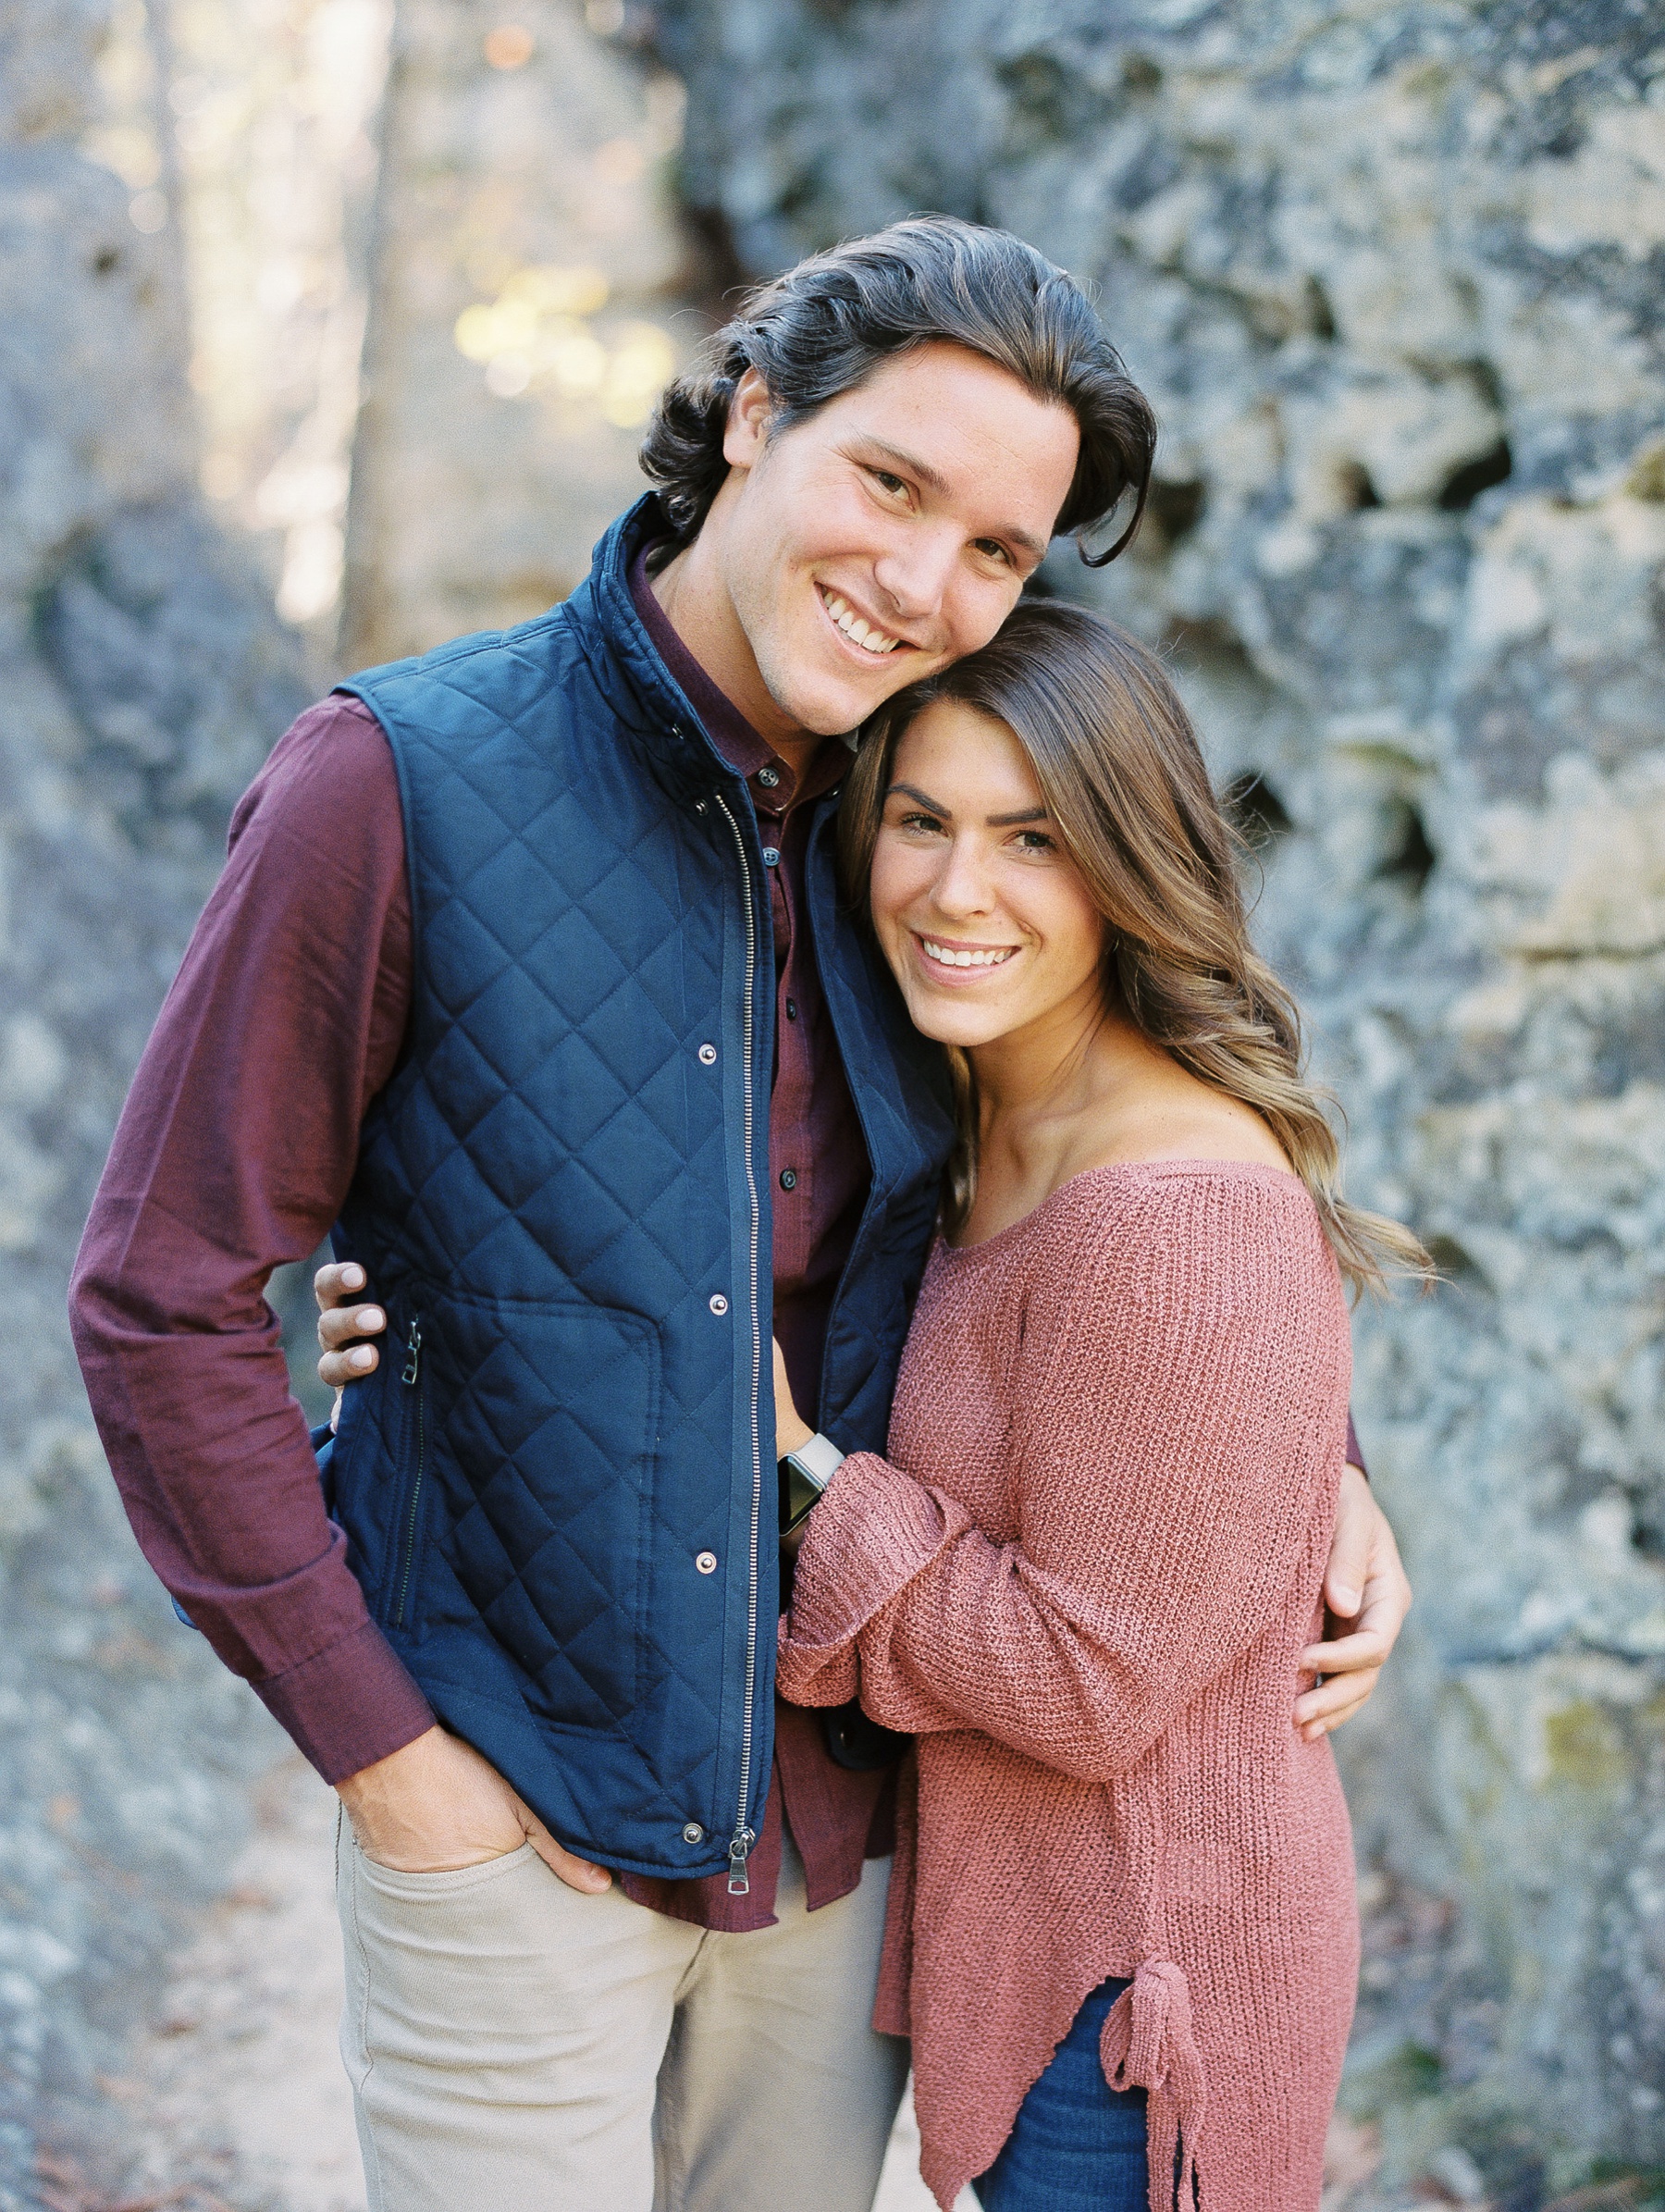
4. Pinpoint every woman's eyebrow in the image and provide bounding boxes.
[886,784,1050,830]
[887,780,953,815]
